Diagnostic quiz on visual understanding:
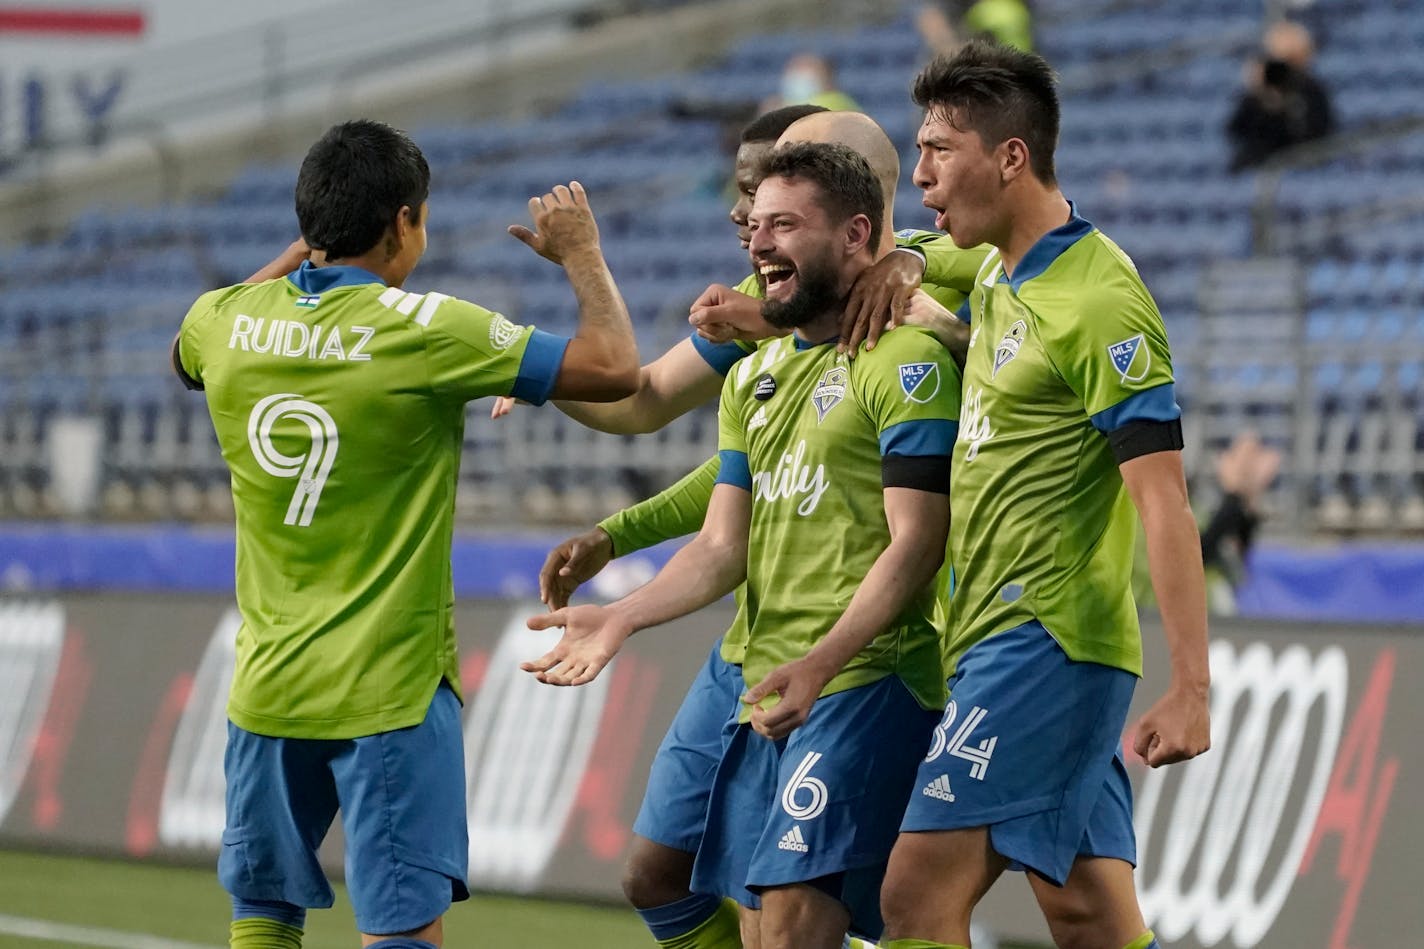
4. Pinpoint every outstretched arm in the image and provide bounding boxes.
[510,182,640,402]
[538,455,719,608]
[549,337,726,434]
[523,483,750,685]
